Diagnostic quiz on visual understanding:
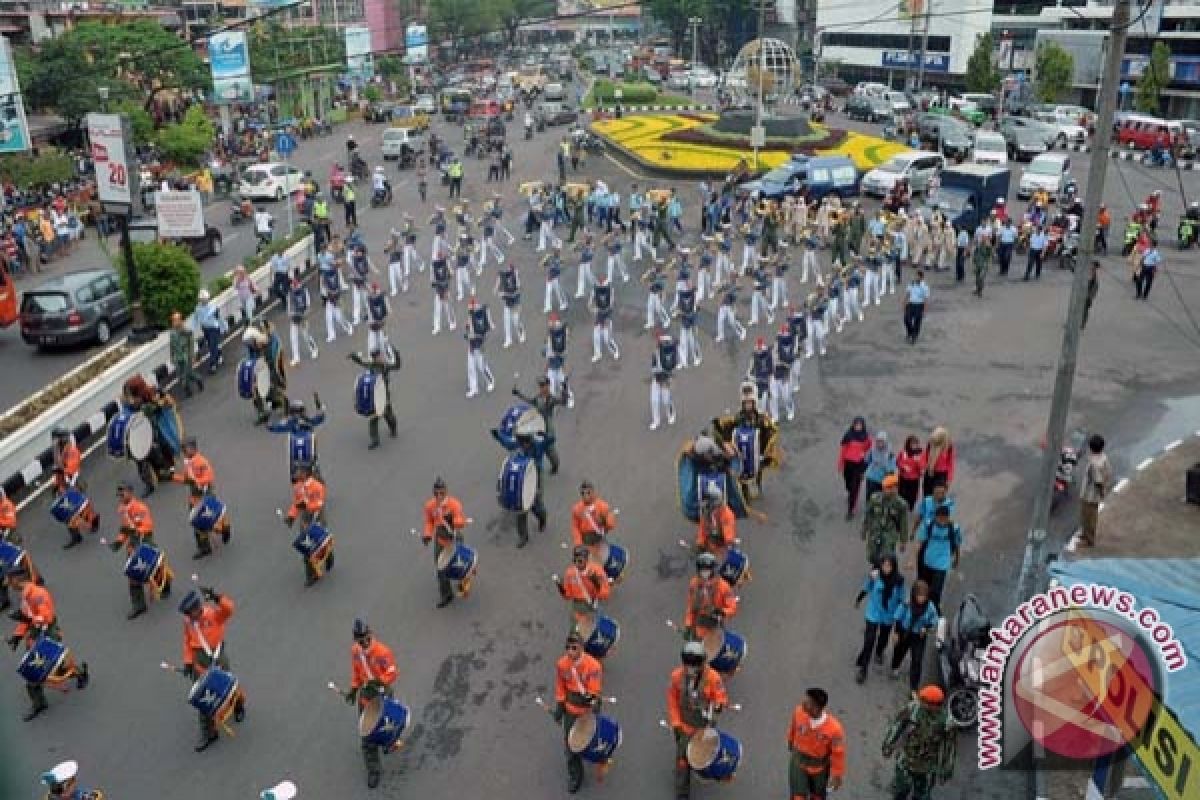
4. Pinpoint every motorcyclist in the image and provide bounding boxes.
[254,206,274,249]
[346,134,358,157]
[1145,190,1163,231]
[524,111,534,139]
[992,197,1008,224]
[330,164,346,201]
[238,196,253,222]
[372,166,391,204]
